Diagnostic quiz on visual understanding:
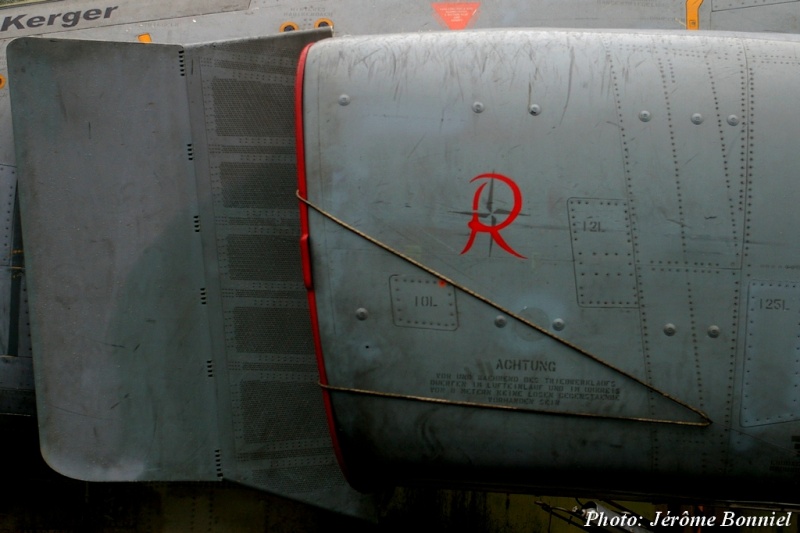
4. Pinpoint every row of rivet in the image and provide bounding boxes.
[493,317,723,338]
[495,318,722,338]
[494,316,565,331]
[663,323,721,338]
[639,110,739,126]
[357,308,721,338]
[338,95,742,127]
